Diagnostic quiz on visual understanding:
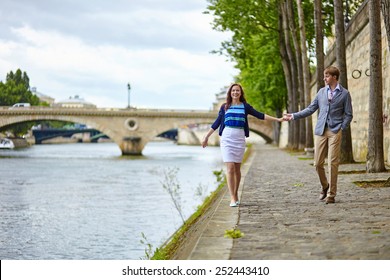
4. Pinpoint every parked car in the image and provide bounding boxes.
[11,103,31,108]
